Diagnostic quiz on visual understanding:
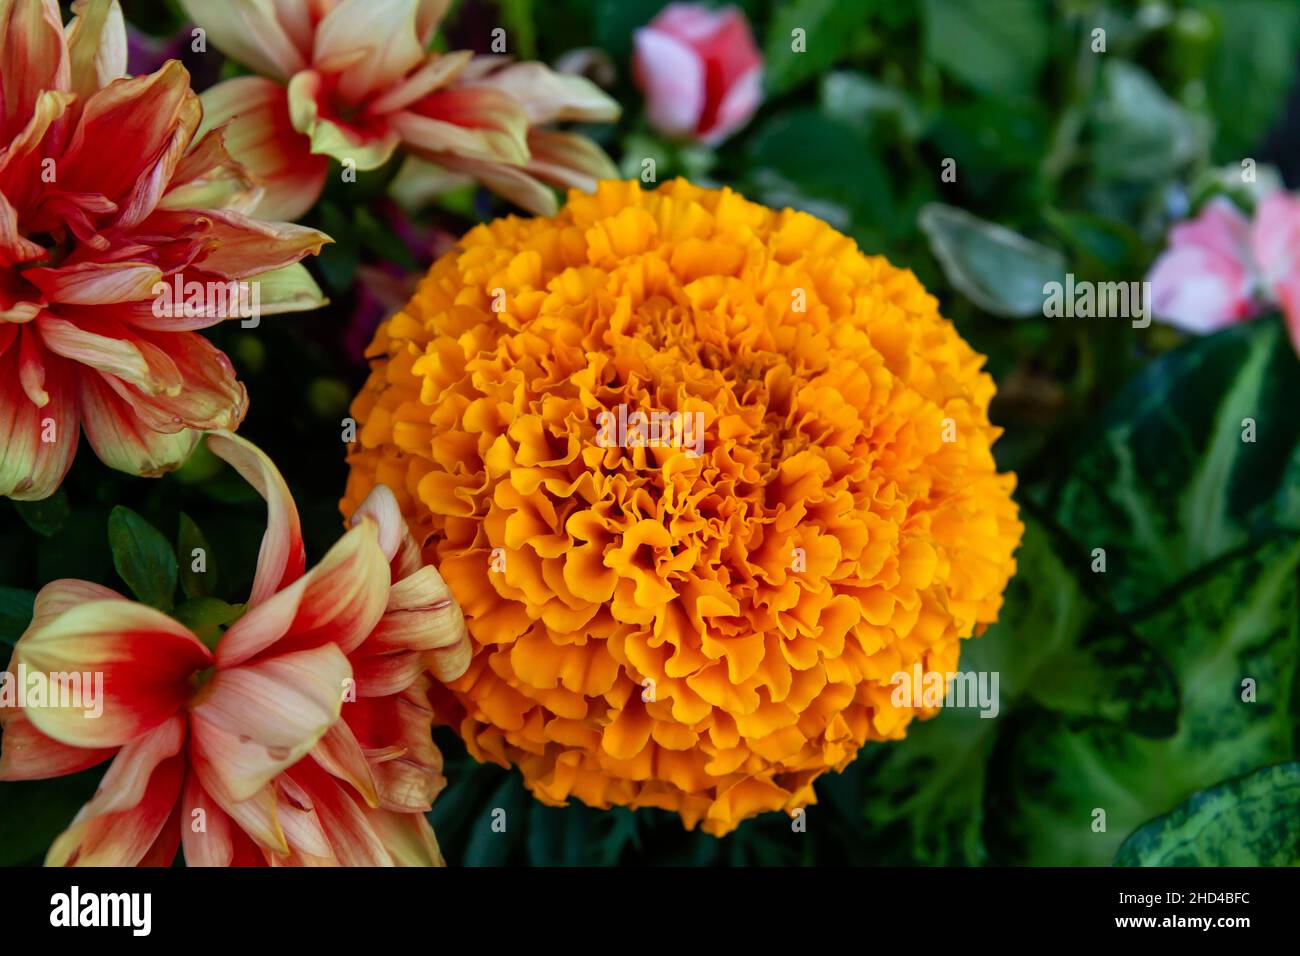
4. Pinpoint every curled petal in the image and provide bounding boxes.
[196,77,328,221]
[476,62,621,125]
[394,85,531,166]
[189,643,352,802]
[0,0,69,144]
[79,370,199,477]
[23,261,162,305]
[0,702,115,781]
[206,430,306,606]
[66,0,128,101]
[215,519,391,667]
[45,716,186,866]
[178,0,308,82]
[16,598,210,748]
[186,208,331,280]
[313,0,430,103]
[58,61,201,227]
[525,128,619,193]
[0,341,79,501]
